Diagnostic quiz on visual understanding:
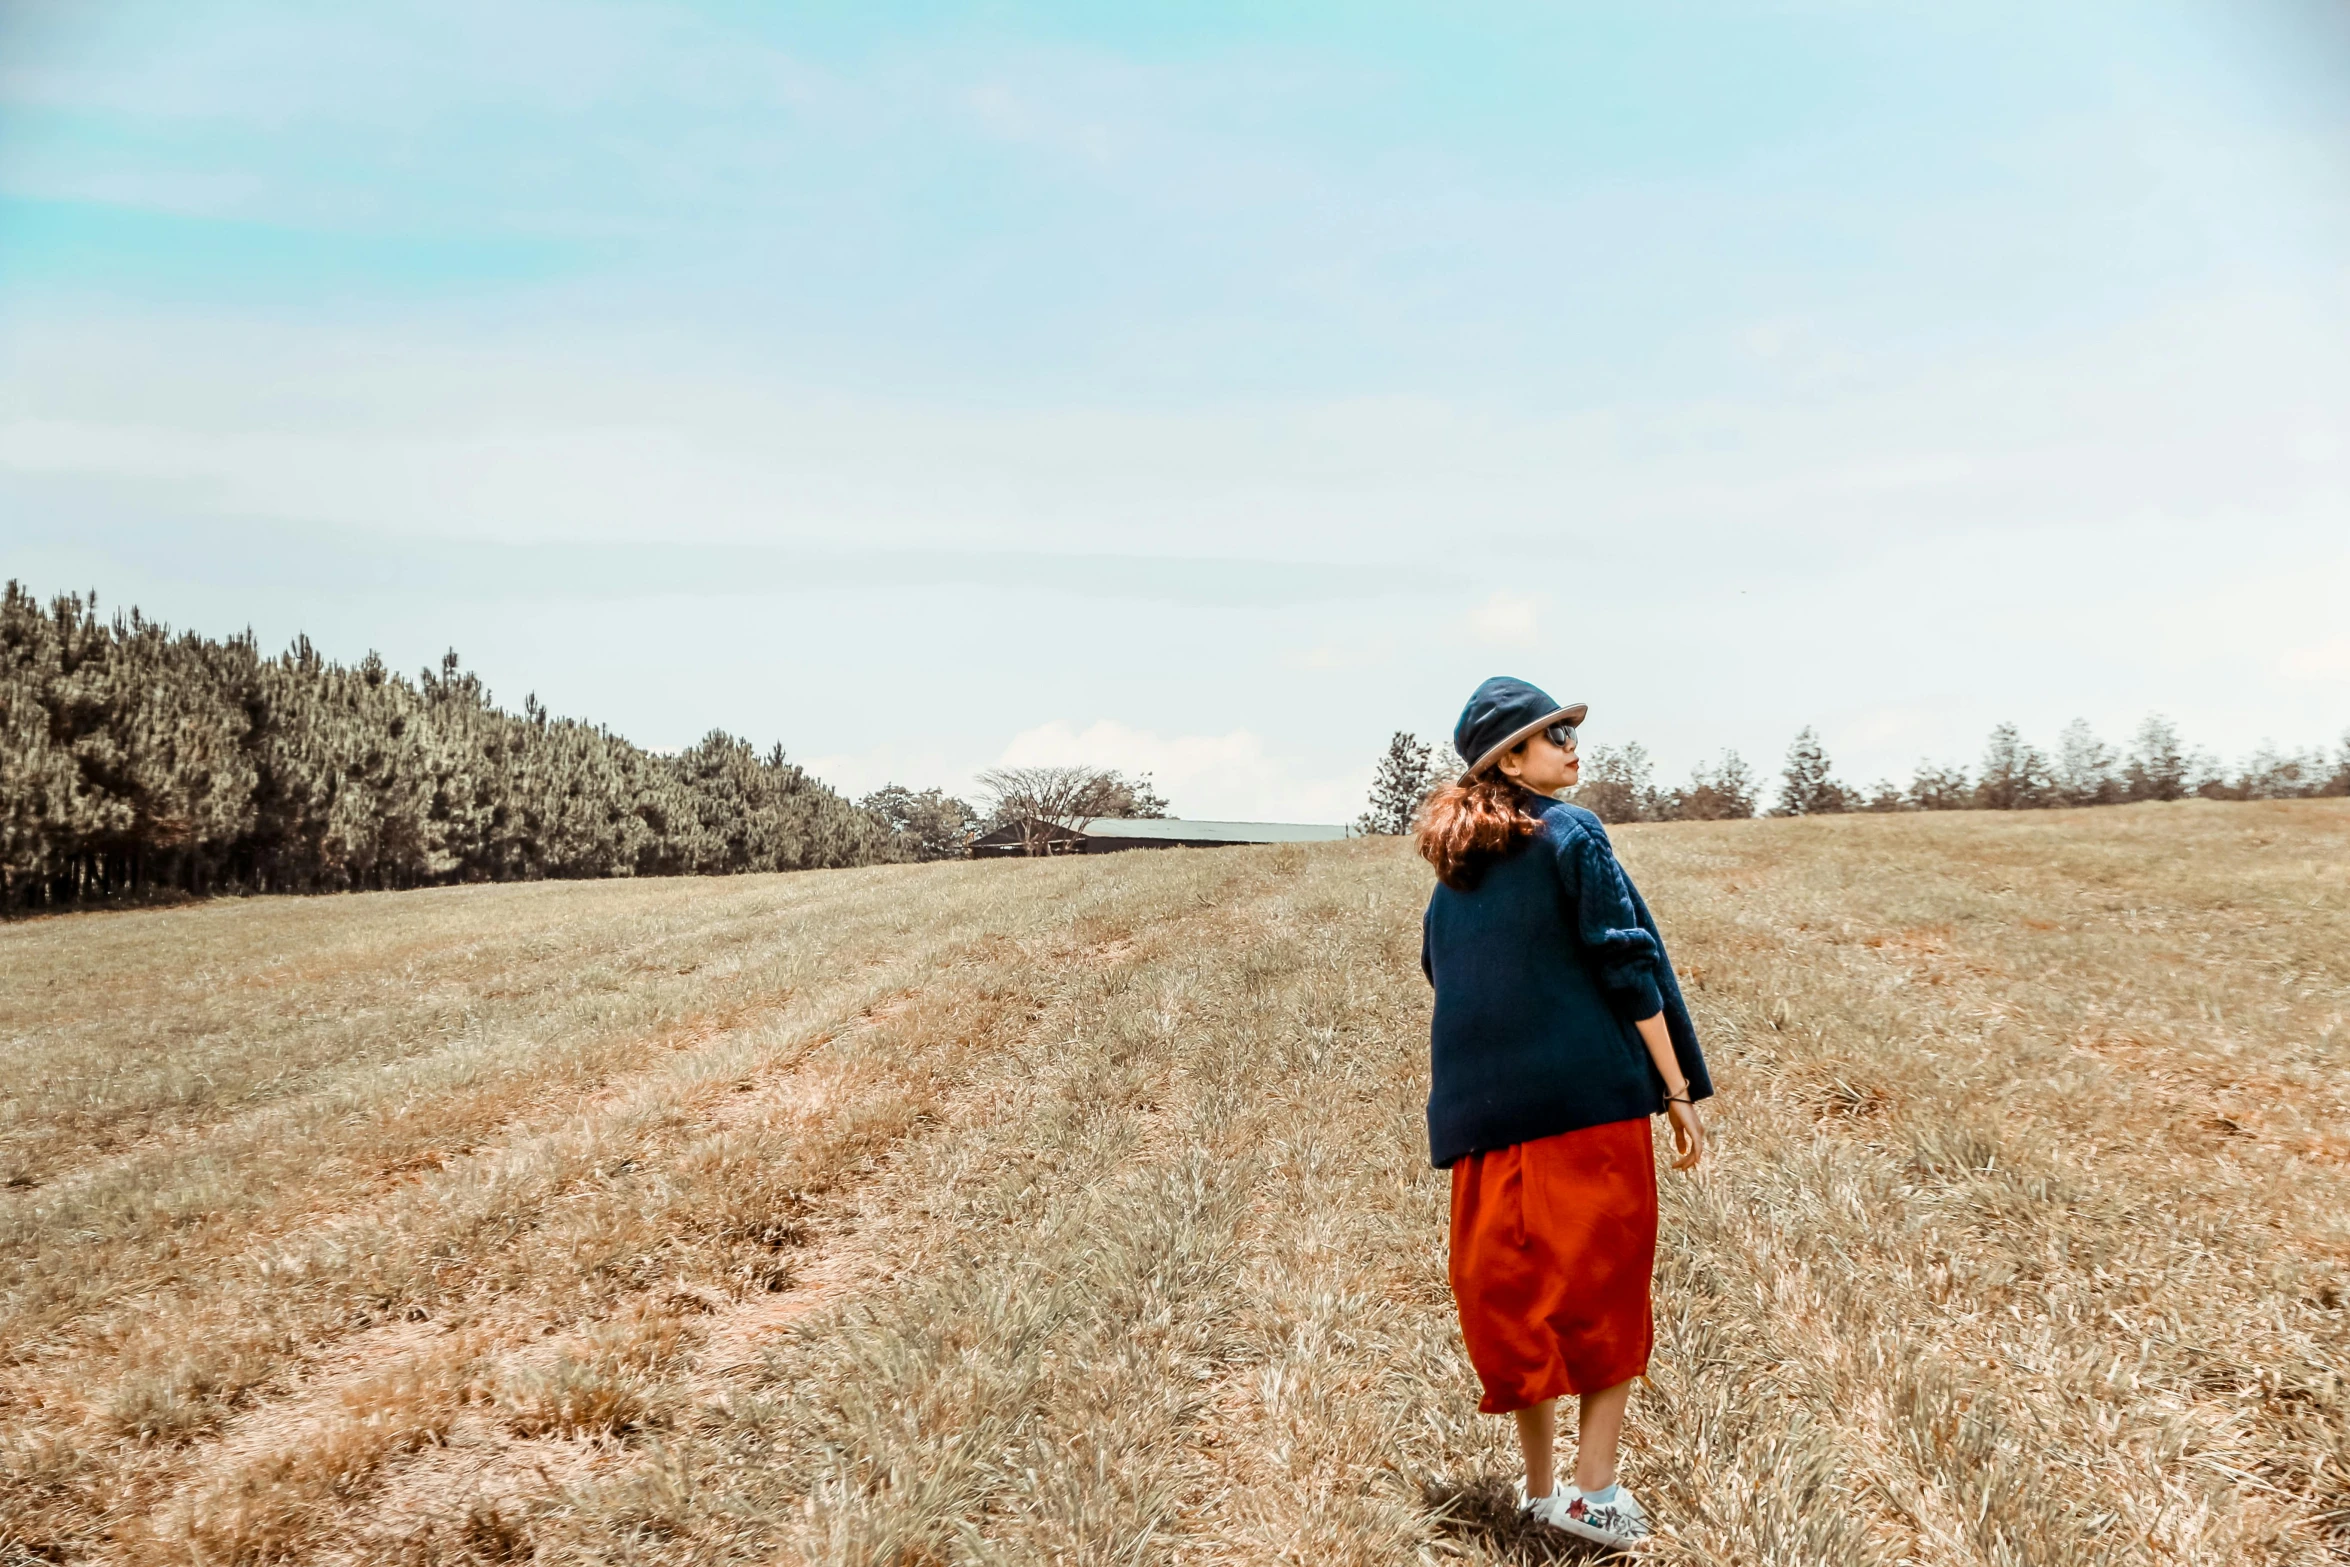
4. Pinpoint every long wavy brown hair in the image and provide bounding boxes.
[1416,767,1543,890]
